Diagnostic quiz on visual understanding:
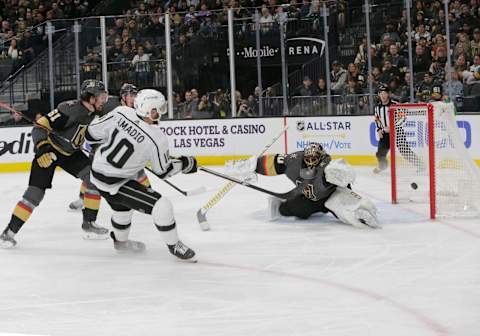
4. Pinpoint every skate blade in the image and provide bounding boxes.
[82,232,109,240]
[0,242,16,249]
[68,207,82,213]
